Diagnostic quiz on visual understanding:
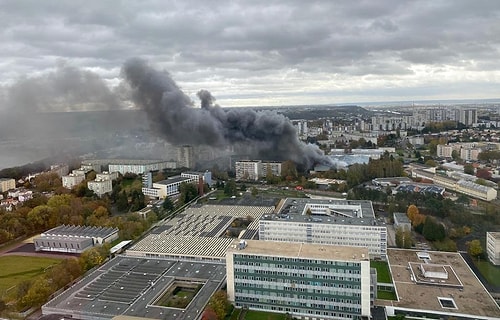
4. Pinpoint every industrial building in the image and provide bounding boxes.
[259,198,387,259]
[127,205,273,261]
[226,239,373,320]
[409,164,498,201]
[34,225,119,253]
